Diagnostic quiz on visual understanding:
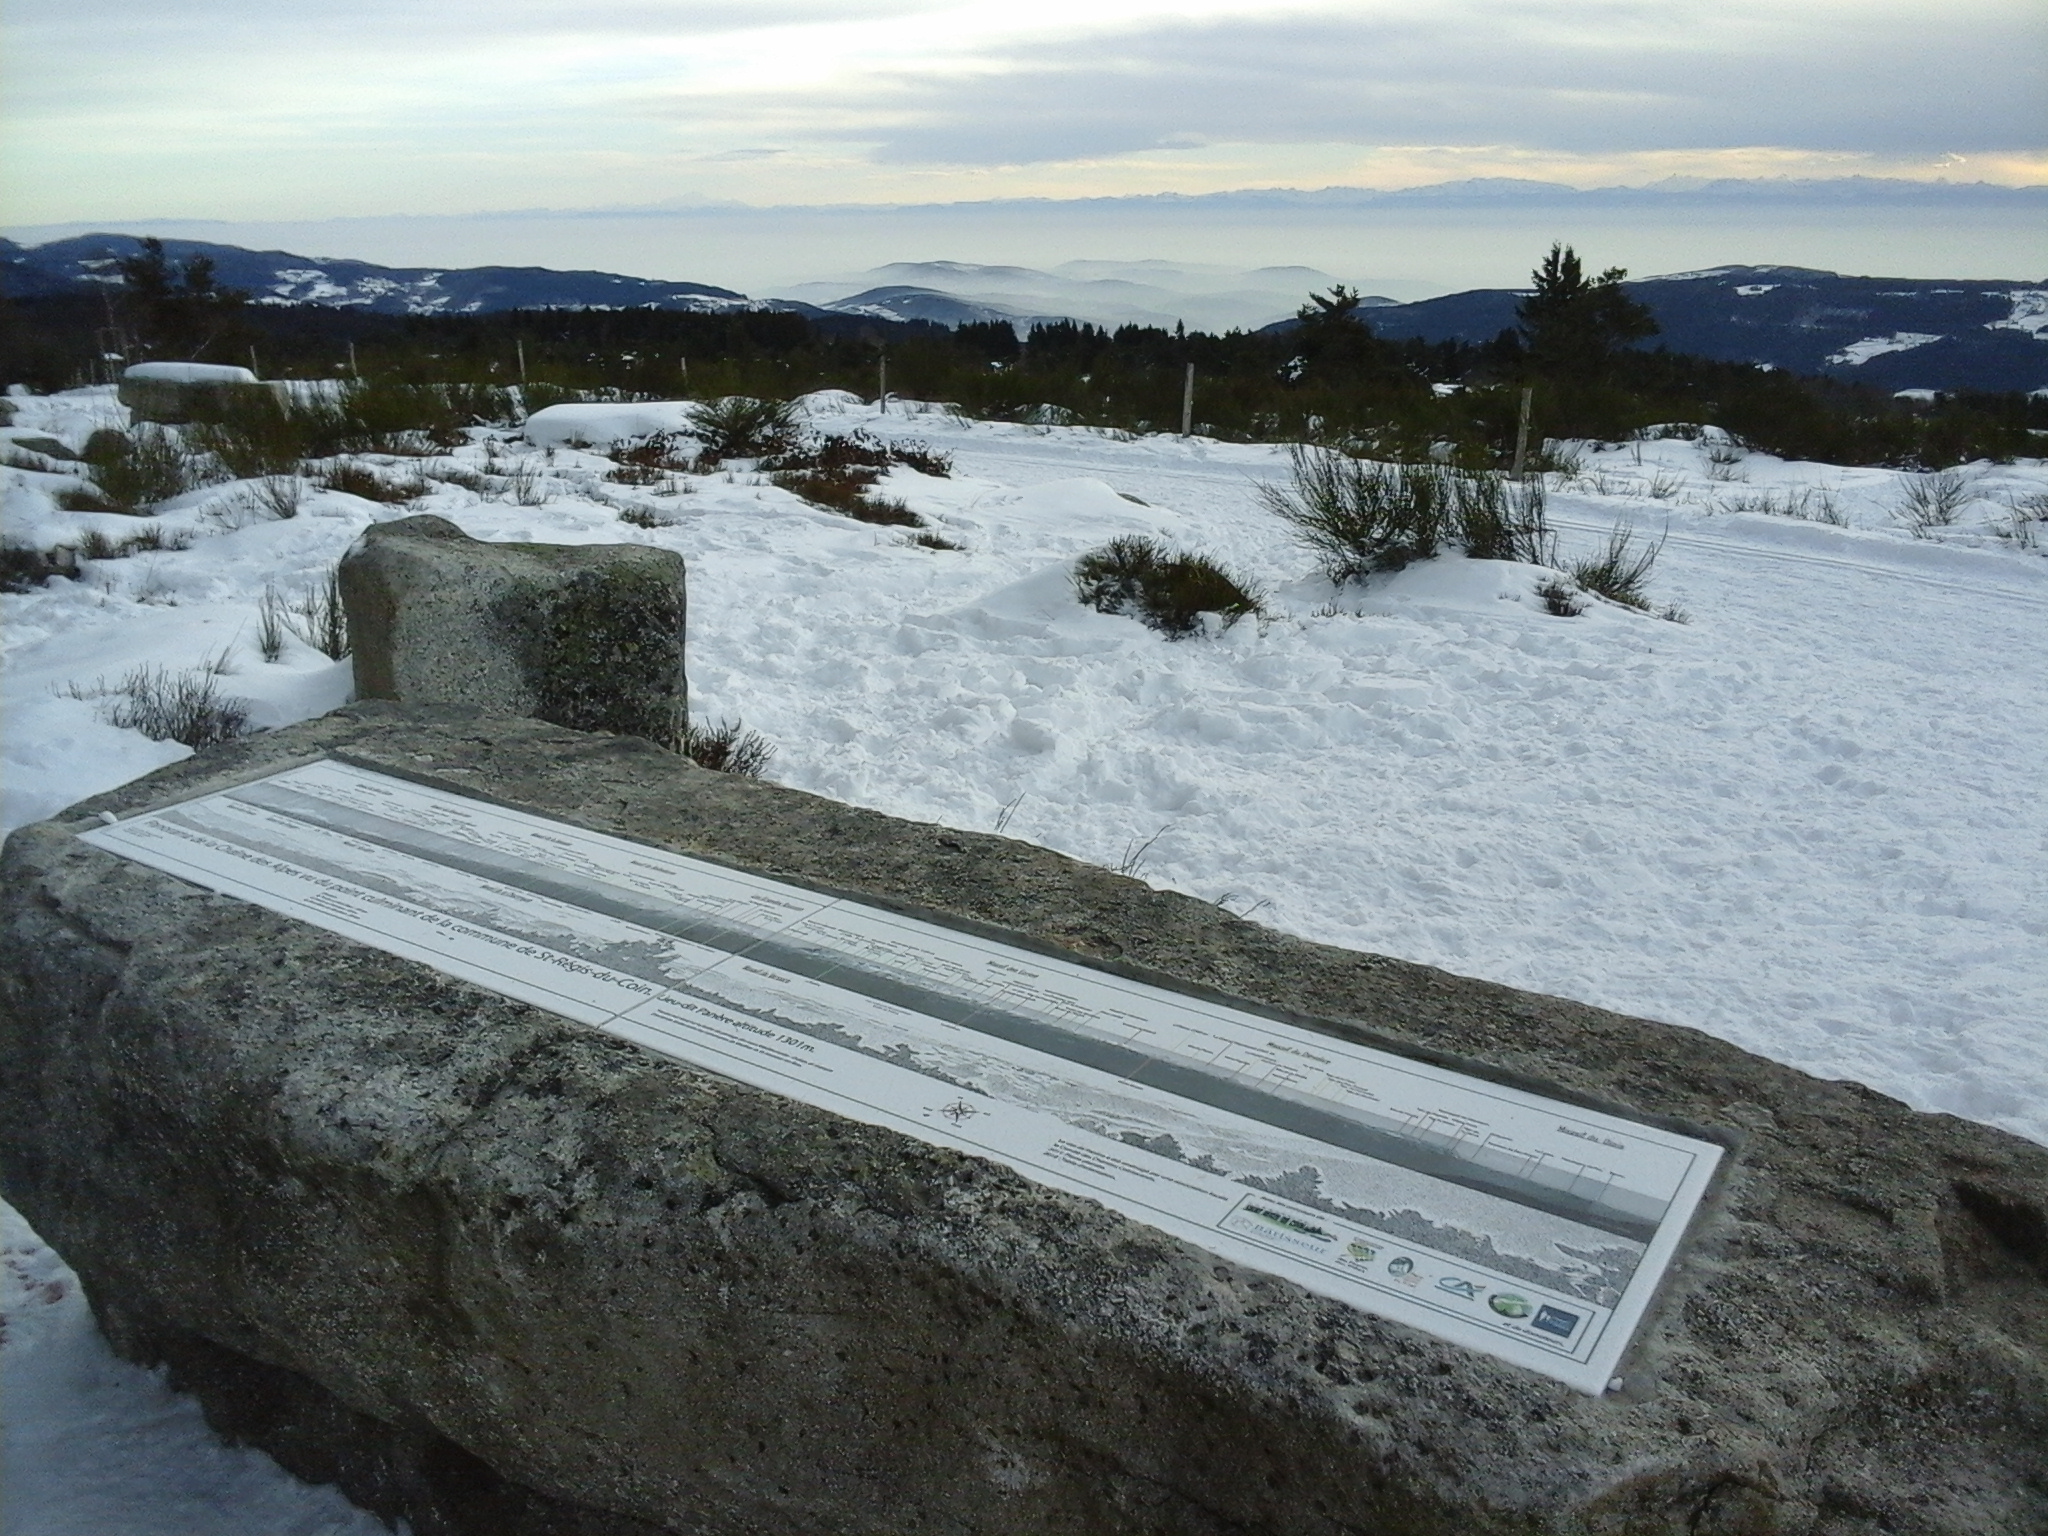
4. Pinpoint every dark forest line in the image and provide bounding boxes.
[3,250,2041,470]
